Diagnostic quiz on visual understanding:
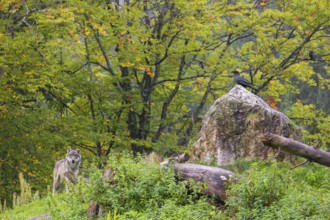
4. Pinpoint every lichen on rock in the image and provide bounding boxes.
[191,85,300,166]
